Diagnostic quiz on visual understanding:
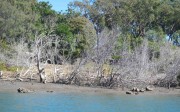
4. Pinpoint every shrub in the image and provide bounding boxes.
[0,61,19,72]
[0,62,7,71]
